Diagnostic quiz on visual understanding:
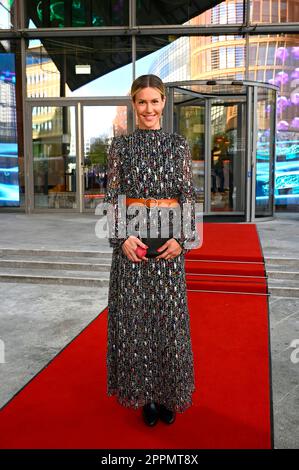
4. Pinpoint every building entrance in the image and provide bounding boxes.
[163,80,278,222]
[26,97,132,212]
[25,80,277,221]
